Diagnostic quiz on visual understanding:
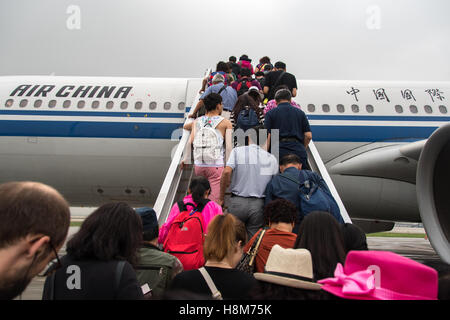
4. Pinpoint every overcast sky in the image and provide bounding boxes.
[0,0,449,81]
